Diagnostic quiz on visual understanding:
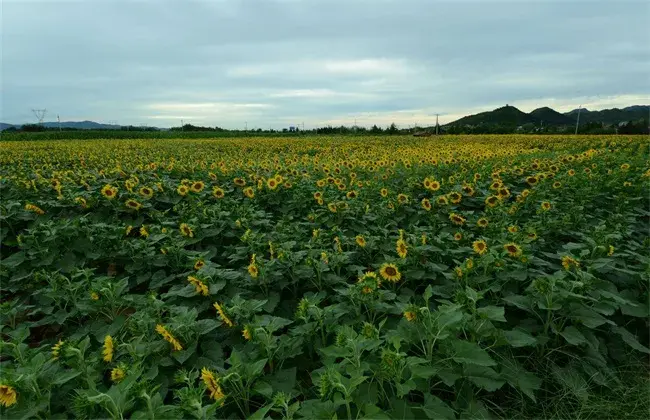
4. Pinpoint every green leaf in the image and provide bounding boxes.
[502,294,533,311]
[571,307,614,328]
[560,326,588,346]
[499,357,542,402]
[503,329,537,348]
[2,251,25,268]
[464,365,505,392]
[249,403,273,420]
[421,393,456,420]
[477,306,506,322]
[451,340,496,367]
[52,370,82,385]
[612,326,650,354]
